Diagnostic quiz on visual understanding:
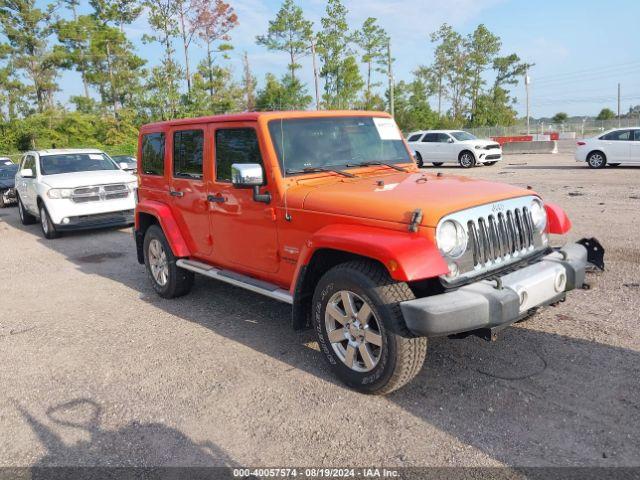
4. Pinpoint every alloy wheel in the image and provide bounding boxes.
[460,153,474,168]
[589,153,604,168]
[324,290,383,372]
[148,239,169,286]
